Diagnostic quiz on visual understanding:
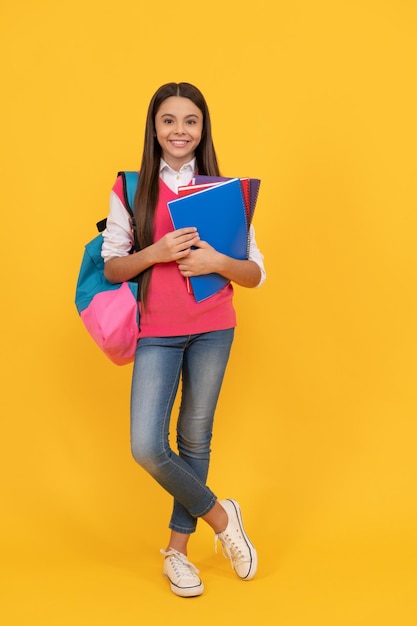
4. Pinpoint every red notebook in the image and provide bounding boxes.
[178,178,254,222]
[191,176,261,225]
